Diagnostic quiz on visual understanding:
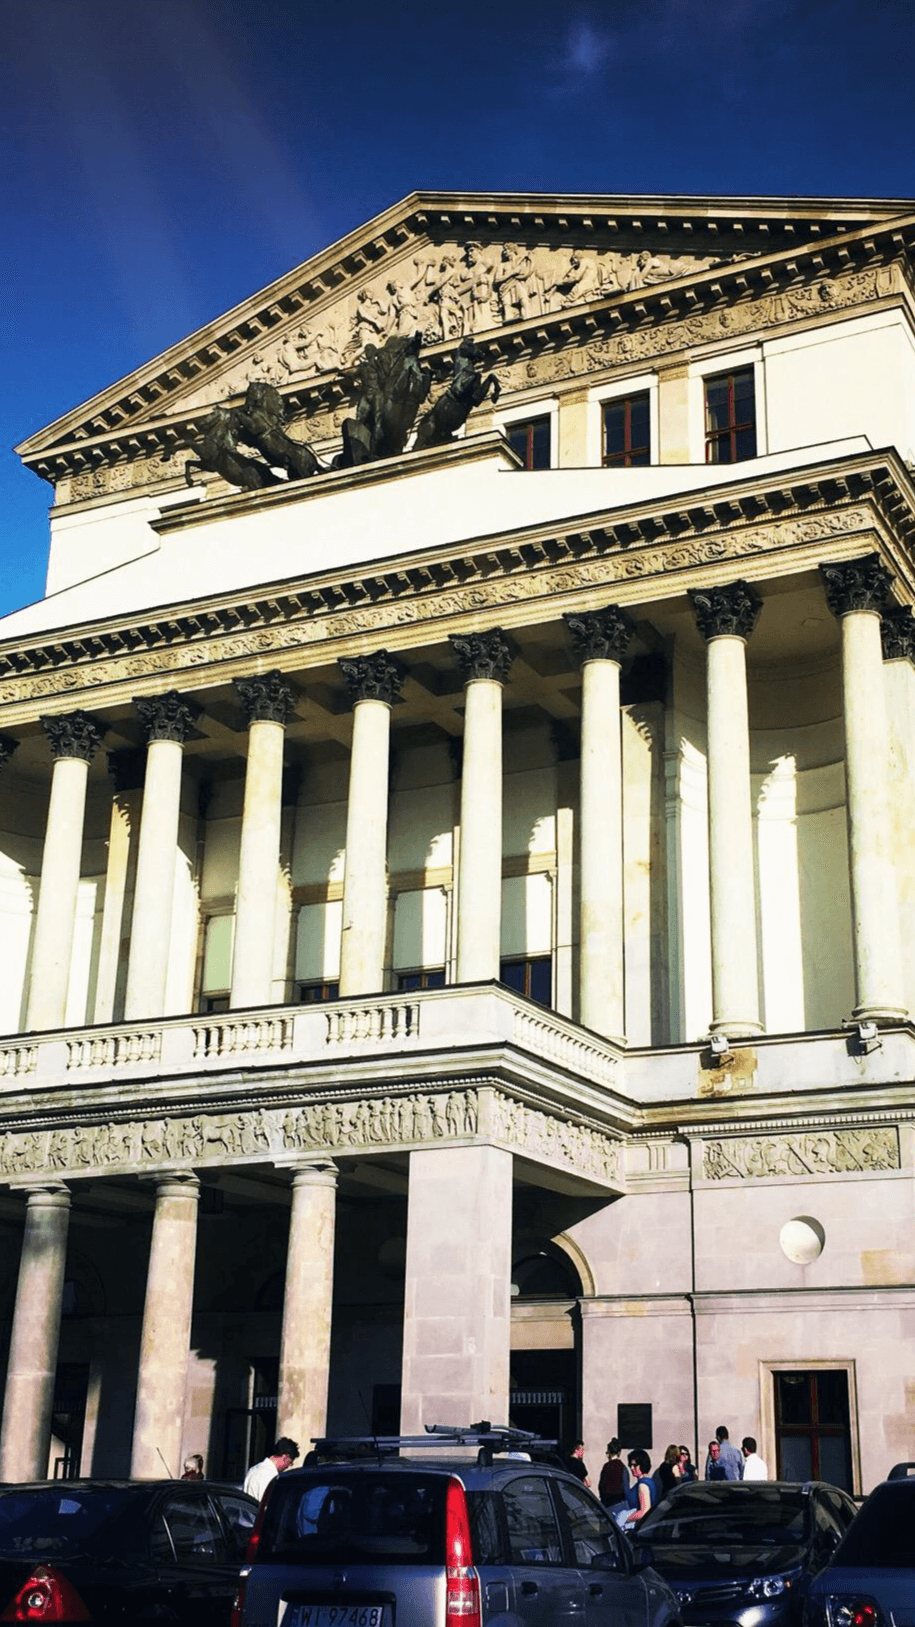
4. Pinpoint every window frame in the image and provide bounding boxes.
[495,398,558,470]
[395,968,446,991]
[703,365,757,464]
[601,391,652,467]
[690,348,766,463]
[759,1359,860,1495]
[297,980,340,1004]
[499,955,553,1007]
[587,372,658,467]
[499,1474,566,1568]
